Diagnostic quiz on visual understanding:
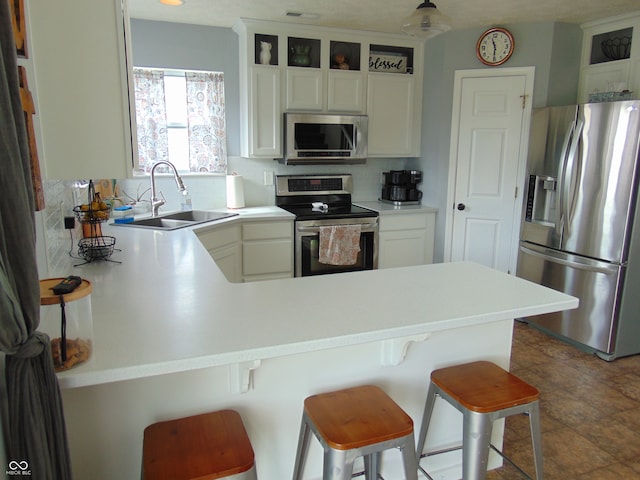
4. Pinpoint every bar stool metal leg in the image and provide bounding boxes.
[324,449,357,480]
[400,434,419,480]
[529,402,544,480]
[292,413,311,480]
[363,453,380,480]
[415,383,437,463]
[462,410,493,480]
